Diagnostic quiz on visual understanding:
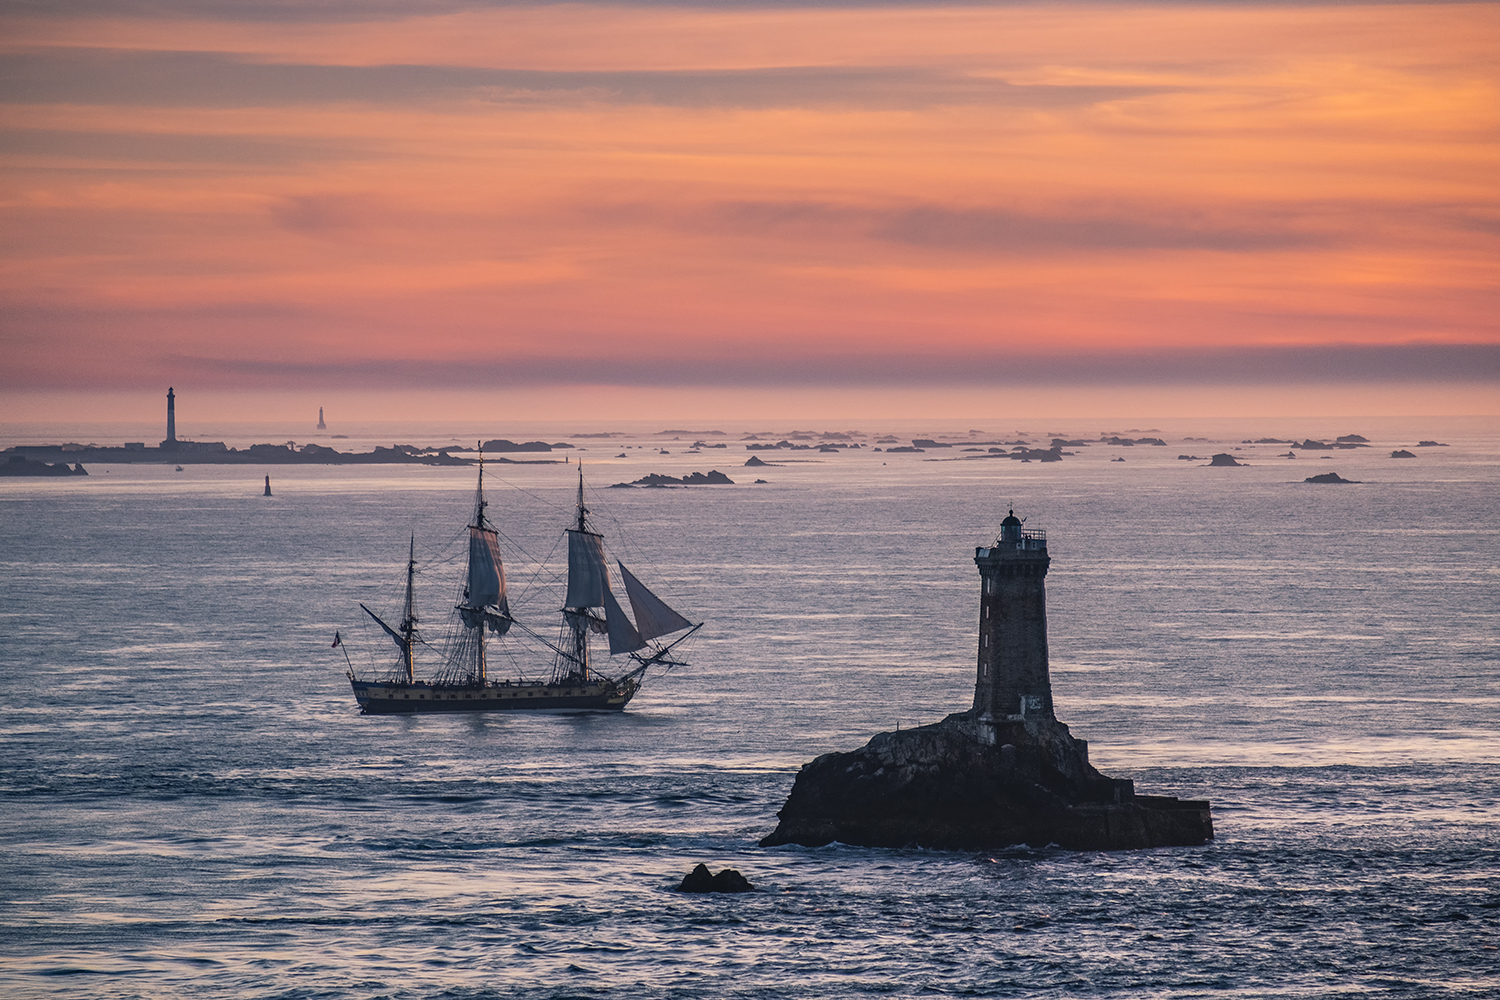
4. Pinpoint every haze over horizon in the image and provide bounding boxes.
[3,1,1497,422]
